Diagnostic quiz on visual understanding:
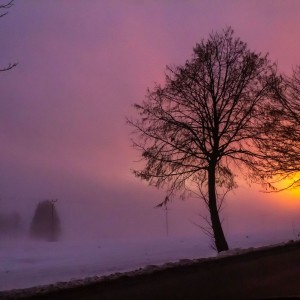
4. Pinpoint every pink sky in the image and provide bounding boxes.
[0,1,300,243]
